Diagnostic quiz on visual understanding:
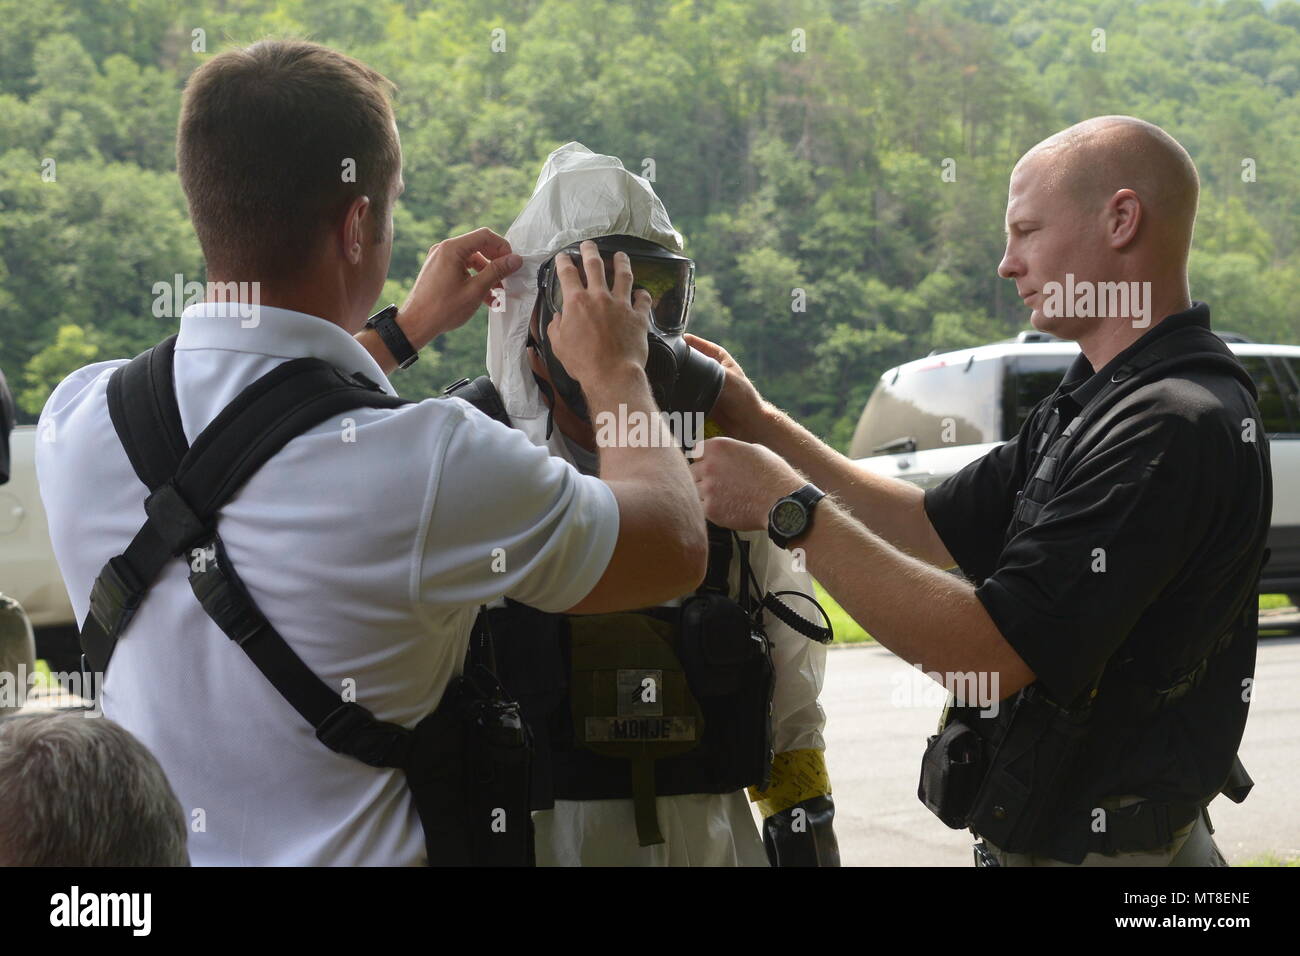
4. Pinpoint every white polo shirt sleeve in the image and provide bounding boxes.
[414,398,619,614]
